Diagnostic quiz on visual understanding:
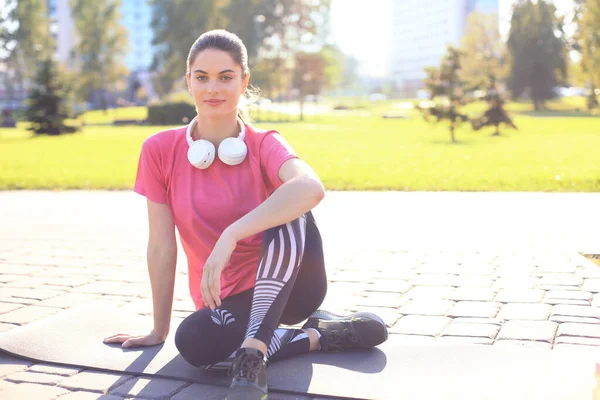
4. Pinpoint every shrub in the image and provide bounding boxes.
[147,102,196,125]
